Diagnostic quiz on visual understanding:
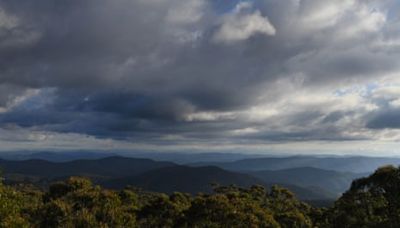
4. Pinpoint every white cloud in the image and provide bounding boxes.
[230,127,259,135]
[0,8,18,29]
[338,5,386,38]
[292,0,386,45]
[299,0,355,29]
[213,2,276,44]
[389,99,400,108]
[166,0,206,25]
[0,7,41,48]
[184,111,235,122]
